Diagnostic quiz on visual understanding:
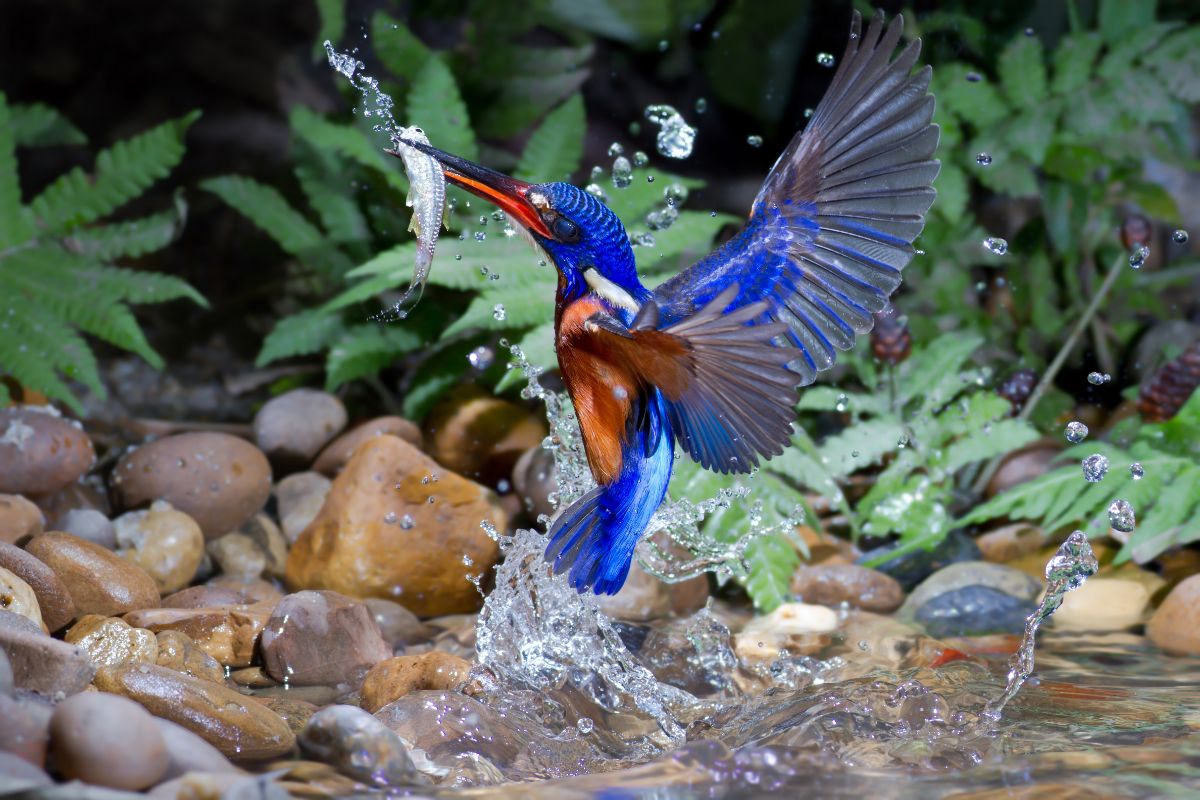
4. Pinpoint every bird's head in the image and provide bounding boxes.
[390,139,645,311]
